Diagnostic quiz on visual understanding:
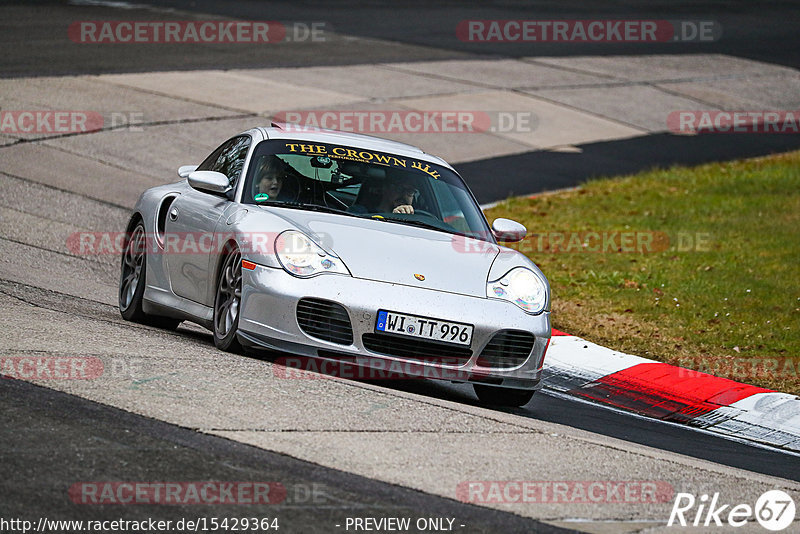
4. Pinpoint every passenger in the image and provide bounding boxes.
[253,155,286,200]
